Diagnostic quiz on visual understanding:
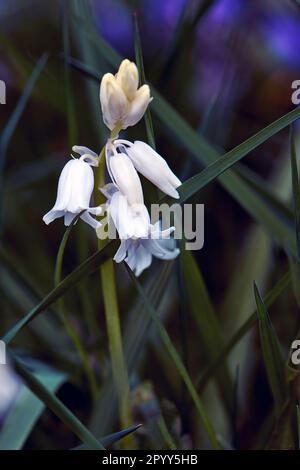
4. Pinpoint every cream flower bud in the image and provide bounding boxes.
[99,60,152,131]
[122,140,181,199]
[100,73,128,131]
[125,85,152,128]
[43,158,101,229]
[116,59,139,101]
